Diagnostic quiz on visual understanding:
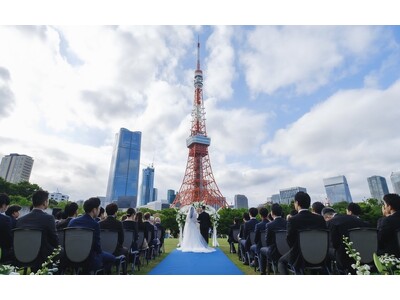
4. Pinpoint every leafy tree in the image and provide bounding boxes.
[332,201,349,215]
[9,181,41,198]
[0,177,11,194]
[9,195,31,207]
[217,207,247,235]
[159,208,179,237]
